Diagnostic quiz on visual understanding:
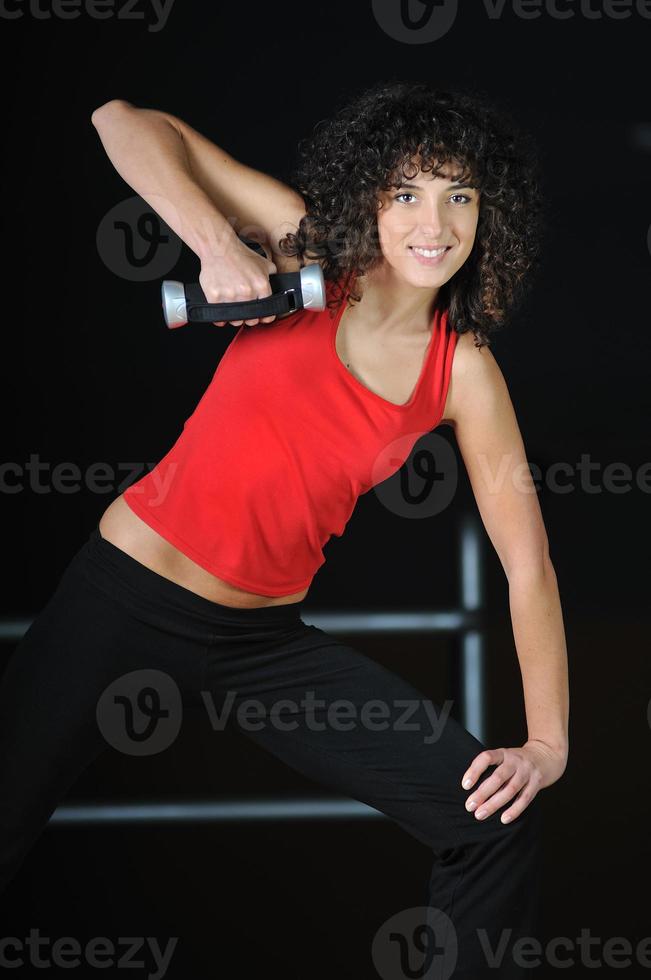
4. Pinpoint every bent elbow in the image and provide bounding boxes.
[91,99,133,126]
